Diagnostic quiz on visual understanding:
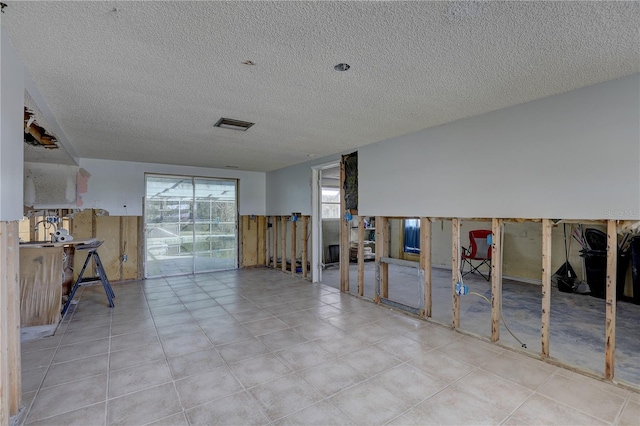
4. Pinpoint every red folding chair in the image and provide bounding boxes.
[461,230,492,281]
